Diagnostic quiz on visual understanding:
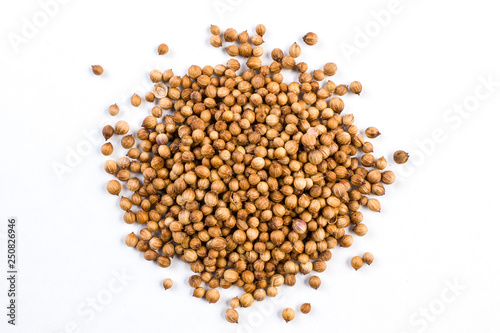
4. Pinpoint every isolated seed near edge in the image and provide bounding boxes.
[394,150,409,164]
[91,65,103,75]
